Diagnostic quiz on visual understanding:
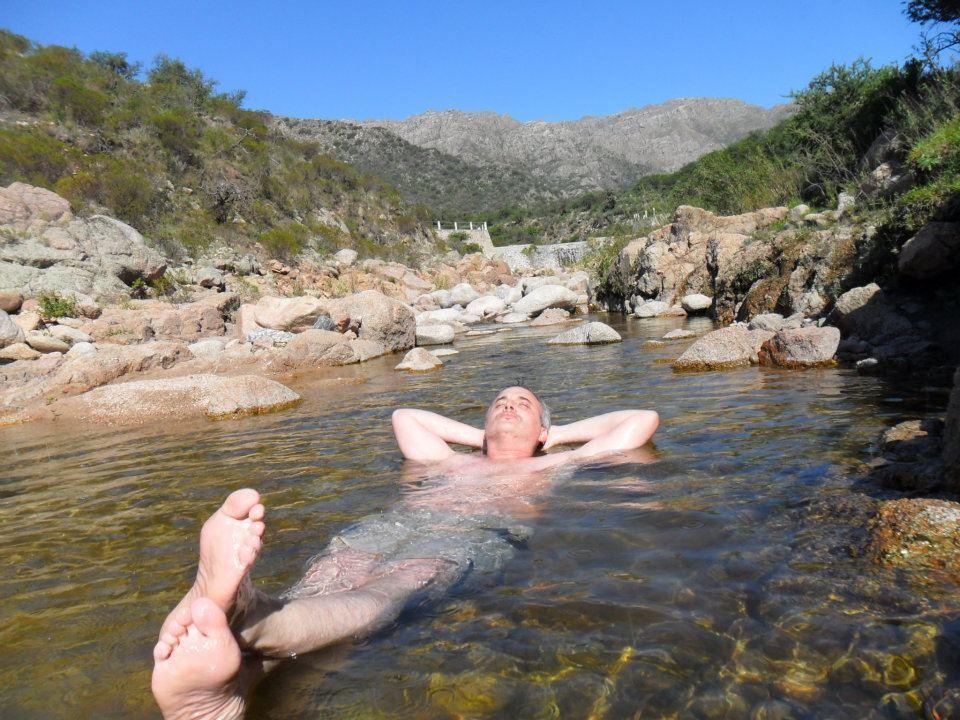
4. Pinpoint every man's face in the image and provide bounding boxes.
[484,386,546,448]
